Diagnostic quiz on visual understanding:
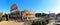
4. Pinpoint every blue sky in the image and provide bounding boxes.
[0,0,60,14]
